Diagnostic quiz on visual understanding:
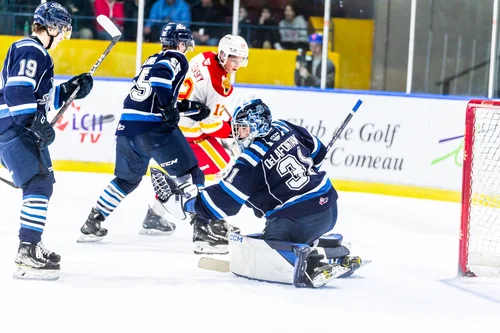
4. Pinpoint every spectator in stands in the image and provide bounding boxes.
[294,33,335,88]
[252,6,281,49]
[66,0,94,39]
[95,0,125,40]
[123,0,137,41]
[144,0,191,41]
[190,0,230,46]
[278,4,308,50]
[238,5,252,44]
